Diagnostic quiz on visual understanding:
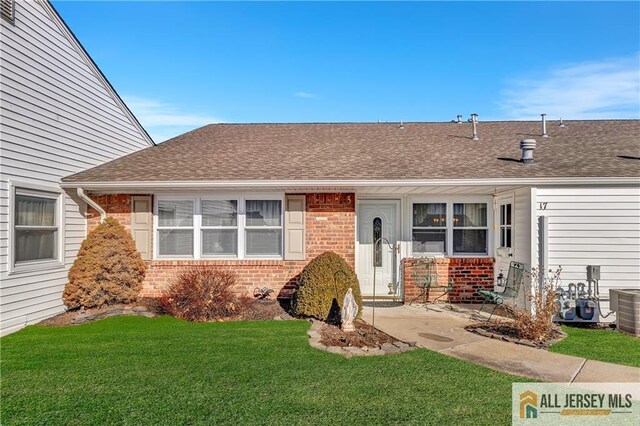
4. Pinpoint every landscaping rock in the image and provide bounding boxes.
[139,312,155,318]
[393,341,409,349]
[381,343,401,354]
[132,306,147,313]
